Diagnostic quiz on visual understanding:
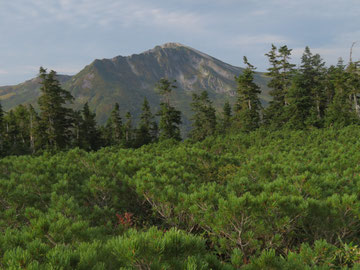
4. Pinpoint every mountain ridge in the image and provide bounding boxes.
[0,43,271,129]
